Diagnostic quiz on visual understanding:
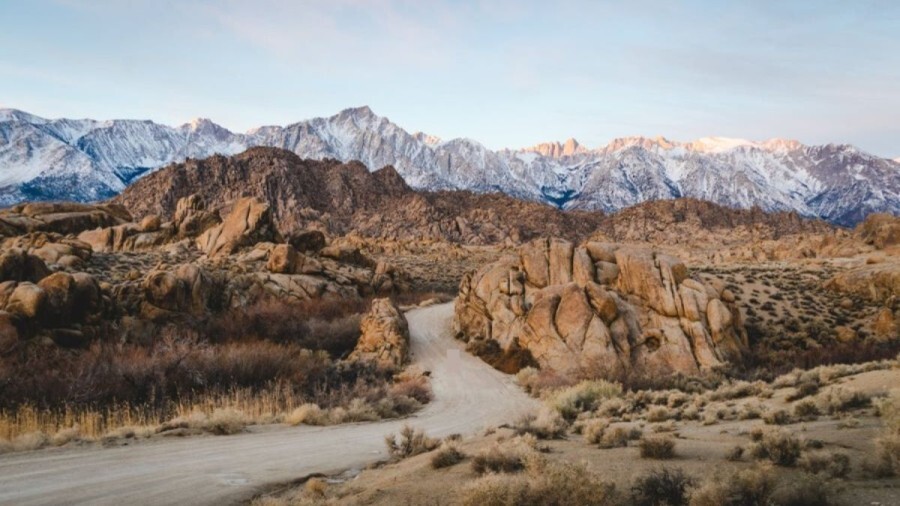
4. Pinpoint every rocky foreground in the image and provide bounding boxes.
[0,195,407,349]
